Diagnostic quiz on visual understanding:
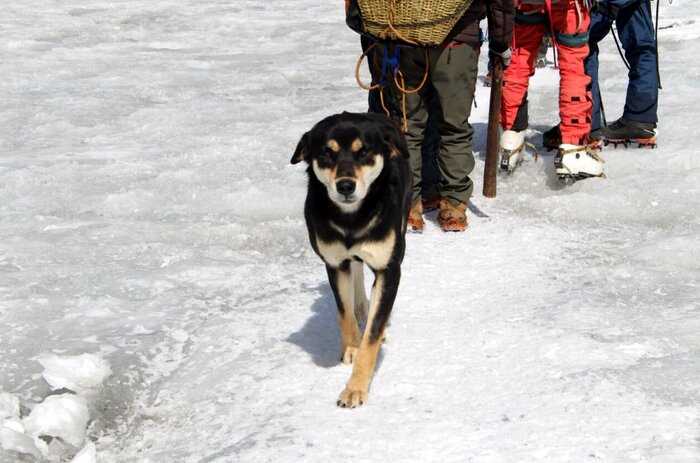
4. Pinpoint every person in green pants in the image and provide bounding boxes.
[397,0,513,232]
